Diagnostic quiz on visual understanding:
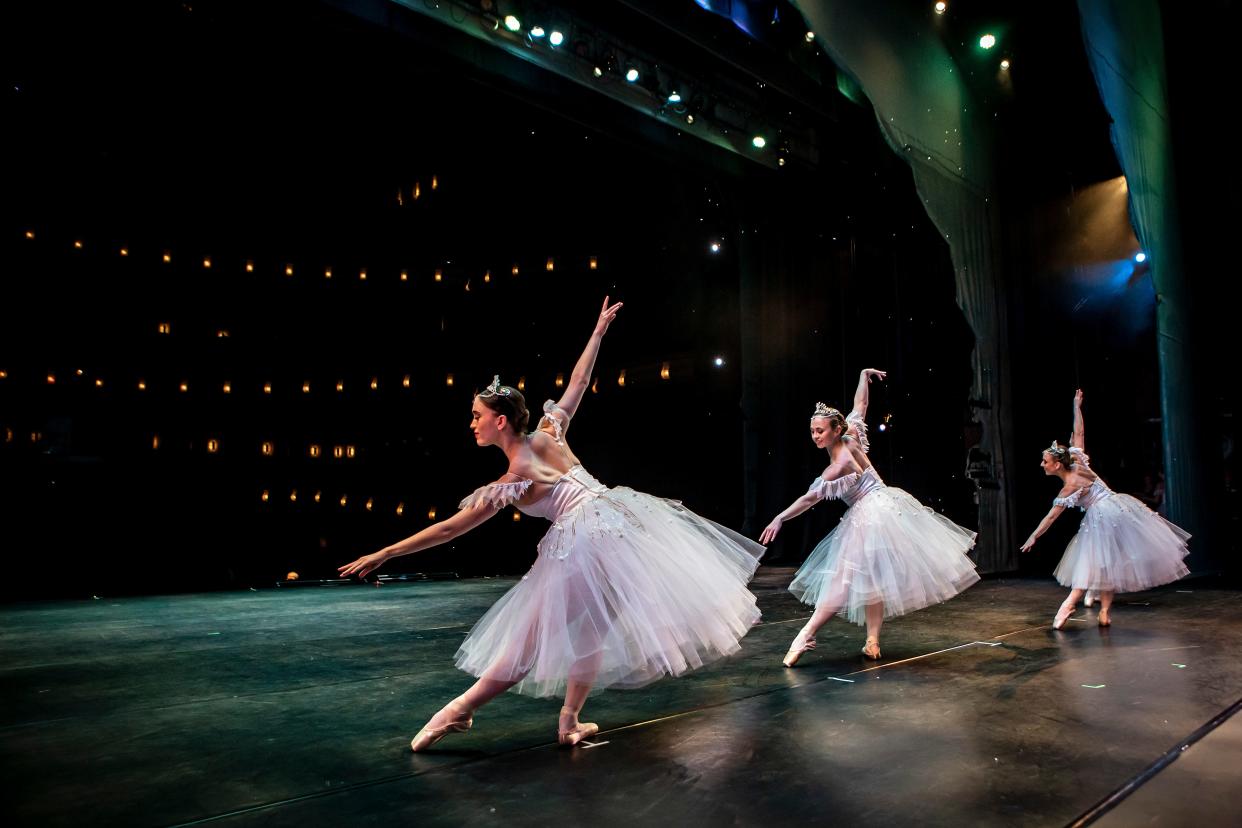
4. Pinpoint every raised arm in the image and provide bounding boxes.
[1020,504,1067,553]
[1071,389,1085,451]
[554,296,623,420]
[851,368,887,420]
[338,499,496,579]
